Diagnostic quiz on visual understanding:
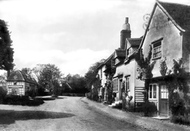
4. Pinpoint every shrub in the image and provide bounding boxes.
[3,95,44,106]
[171,98,185,116]
[171,115,190,125]
[170,95,190,125]
[0,86,7,103]
[143,102,157,117]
